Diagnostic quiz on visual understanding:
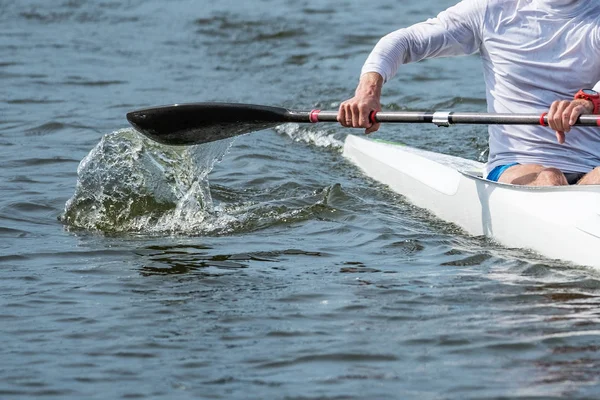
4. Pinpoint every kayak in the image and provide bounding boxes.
[342,134,600,268]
